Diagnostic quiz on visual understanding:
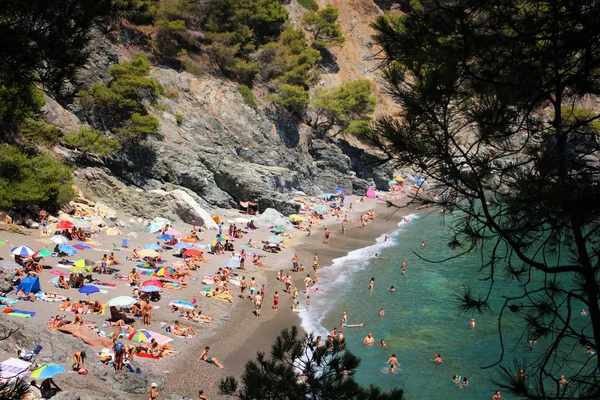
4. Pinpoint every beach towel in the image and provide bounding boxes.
[165,327,187,338]
[135,352,161,360]
[0,297,19,305]
[54,263,74,269]
[48,270,70,276]
[73,244,92,250]
[58,324,113,348]
[144,330,172,345]
[169,300,195,310]
[3,308,36,317]
[40,294,67,303]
